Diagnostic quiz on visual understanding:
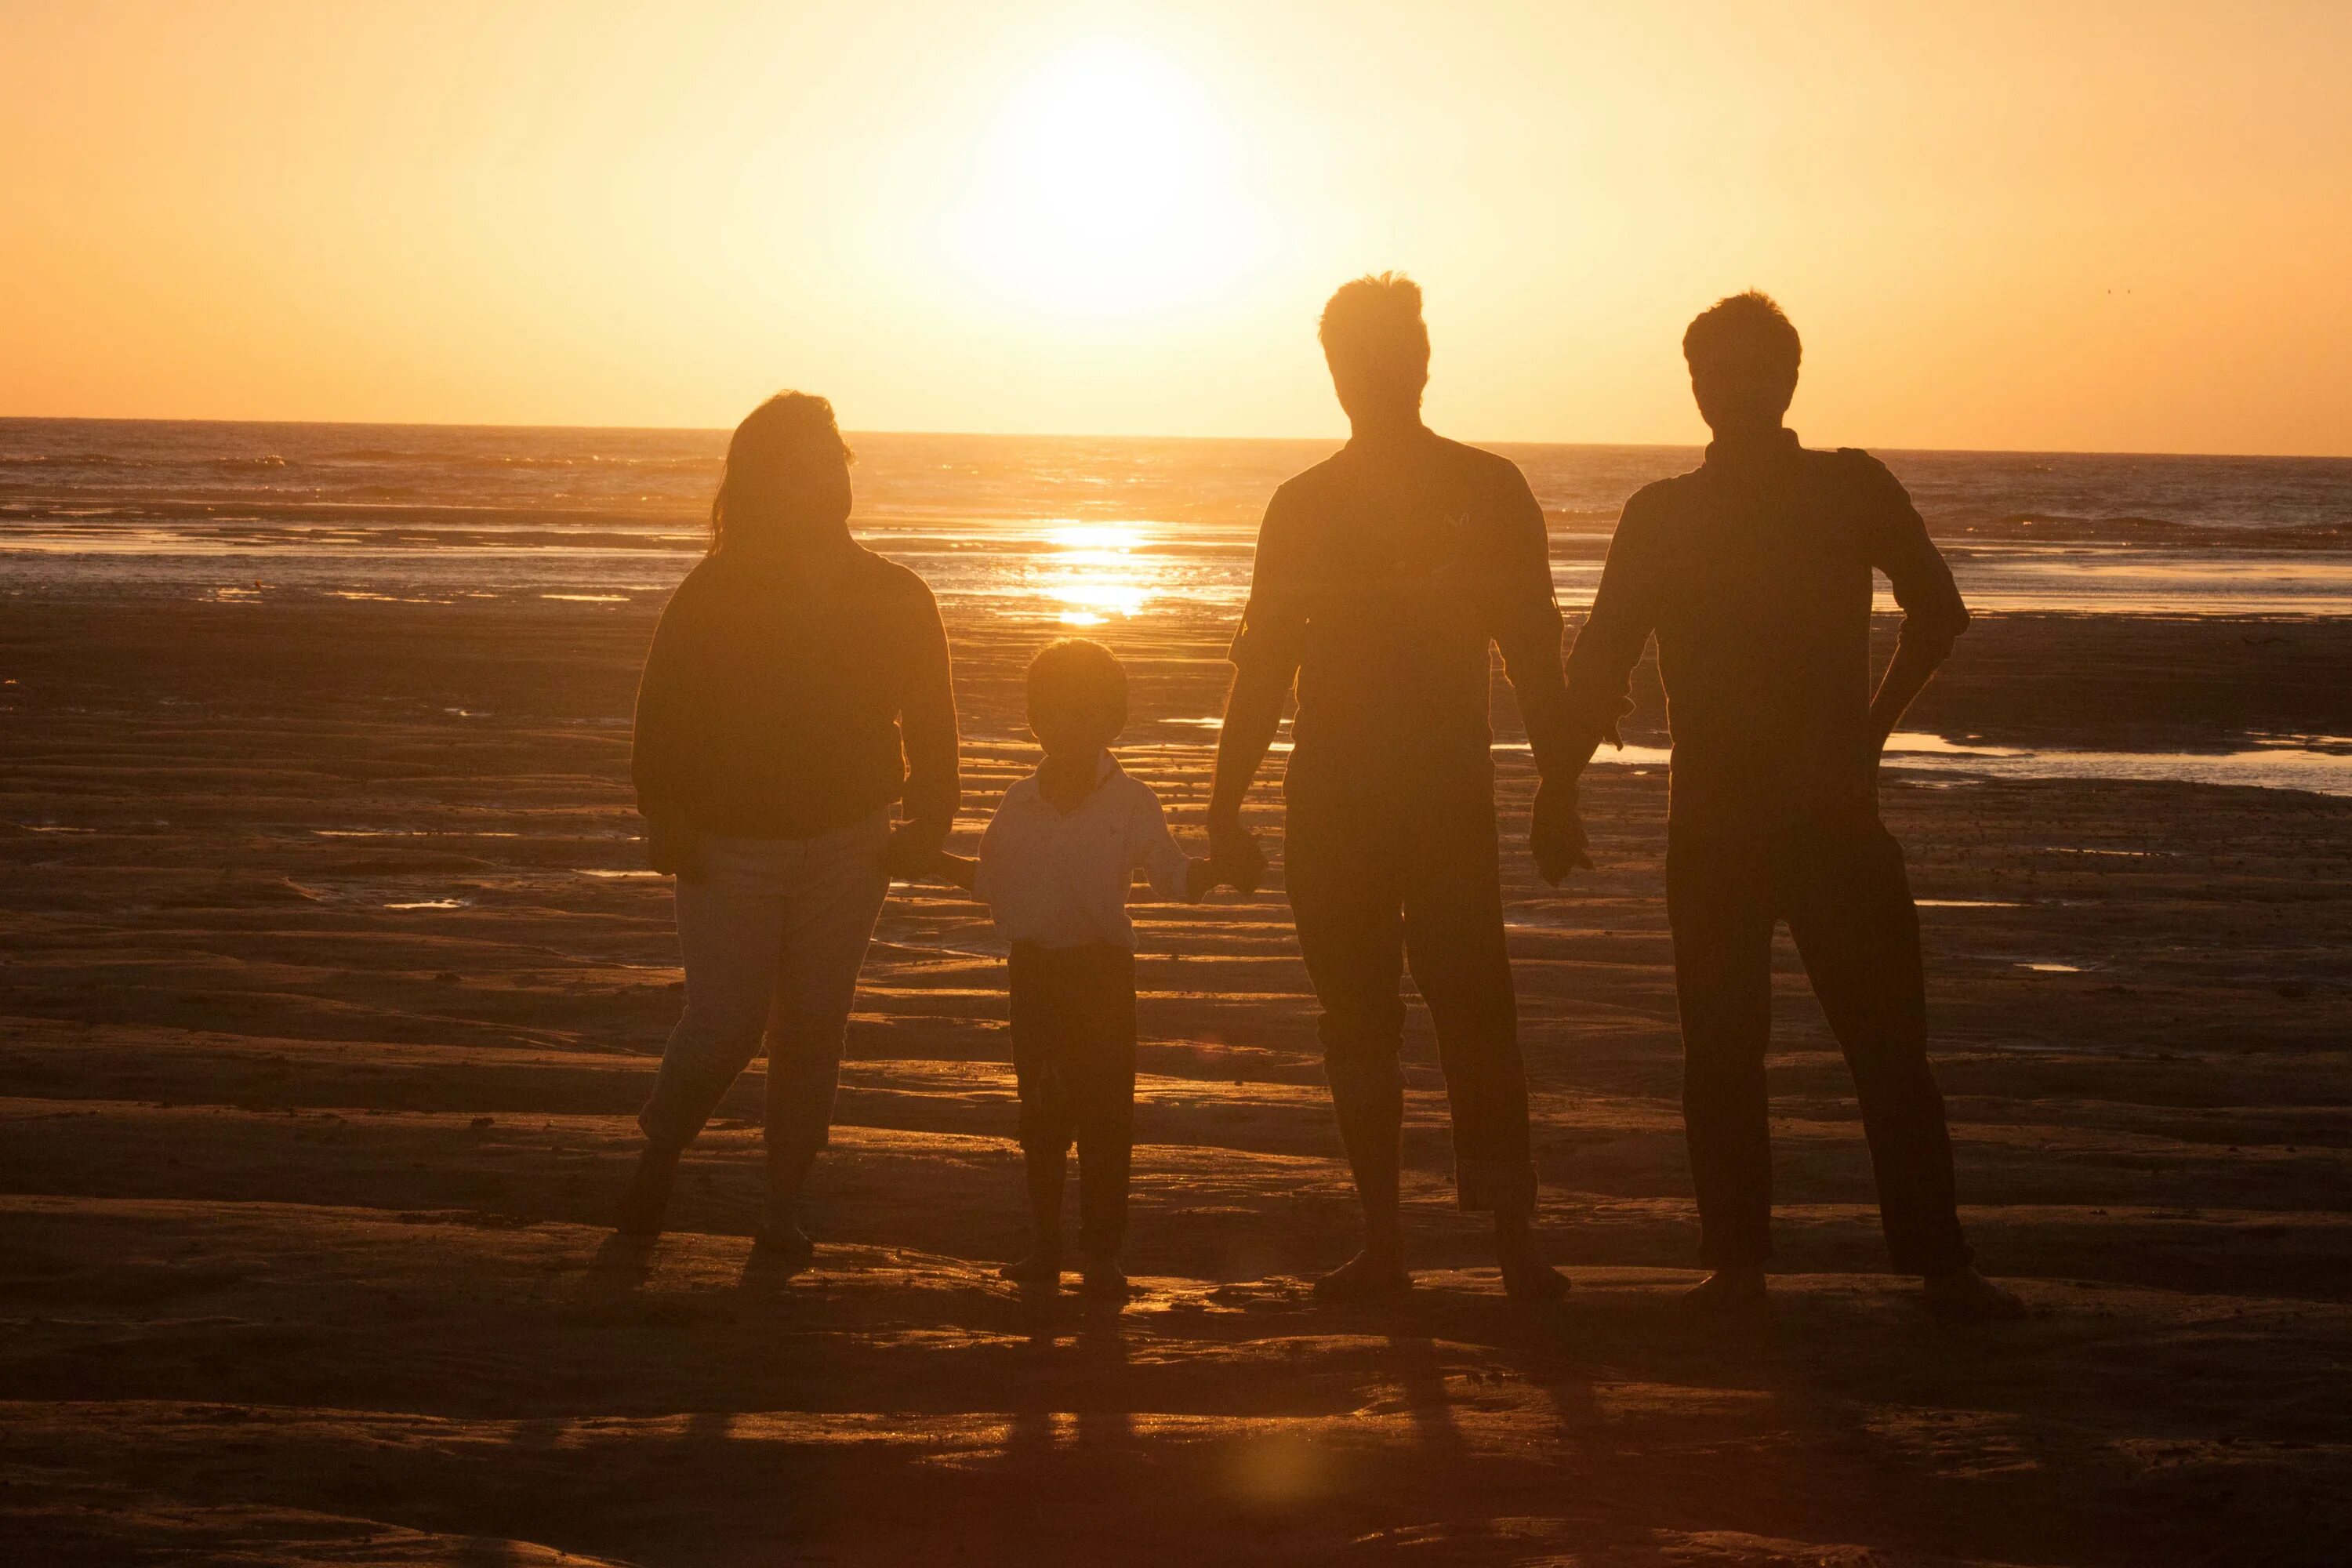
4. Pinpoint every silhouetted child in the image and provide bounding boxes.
[933,638,1219,1299]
